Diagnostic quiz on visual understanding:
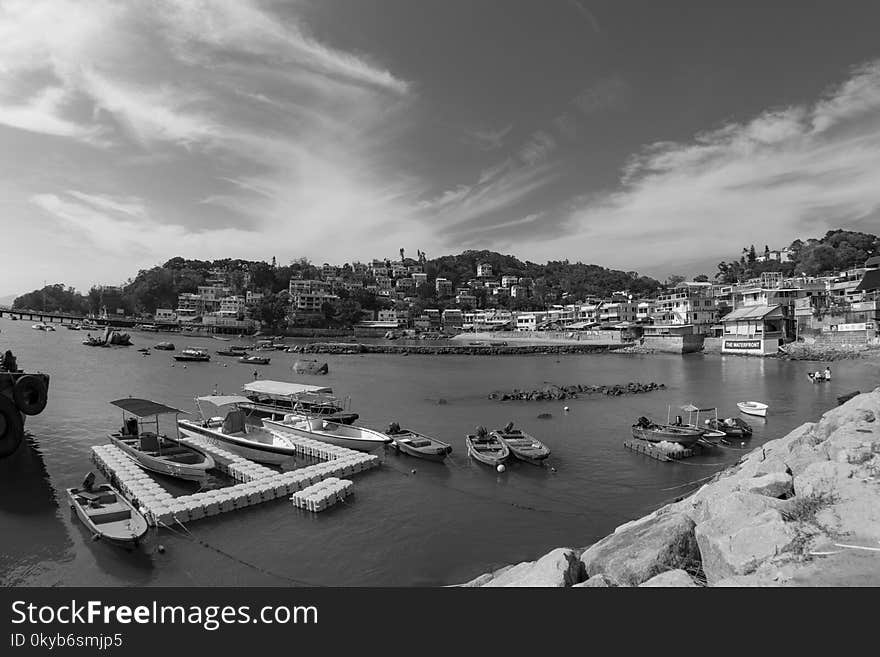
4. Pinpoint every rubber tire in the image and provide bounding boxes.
[13,375,48,416]
[0,395,24,458]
